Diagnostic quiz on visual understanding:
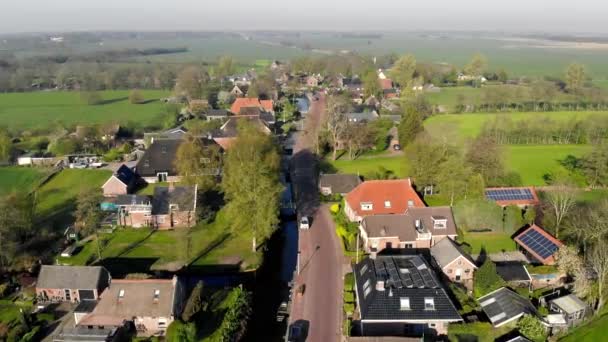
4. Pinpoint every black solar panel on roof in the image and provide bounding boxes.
[485,188,534,201]
[420,269,438,288]
[400,272,414,288]
[518,229,559,259]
